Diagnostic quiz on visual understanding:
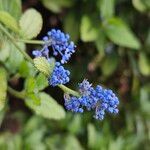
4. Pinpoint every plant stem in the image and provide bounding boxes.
[58,85,80,97]
[8,86,25,100]
[0,23,33,64]
[17,39,45,45]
